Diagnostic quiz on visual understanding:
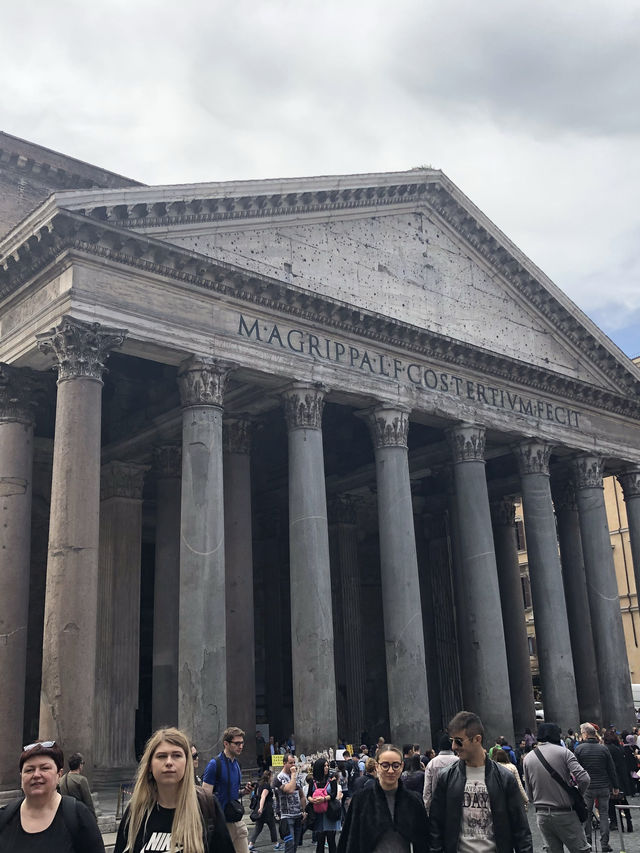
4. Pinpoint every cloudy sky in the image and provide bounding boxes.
[2,0,639,356]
